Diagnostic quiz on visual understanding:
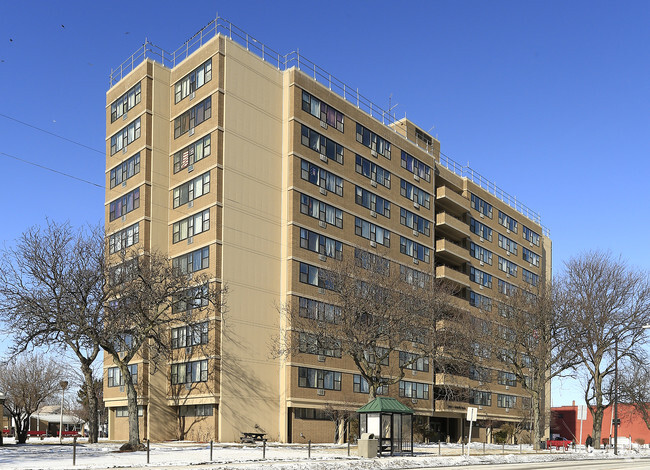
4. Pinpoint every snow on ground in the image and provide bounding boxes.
[0,438,649,470]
